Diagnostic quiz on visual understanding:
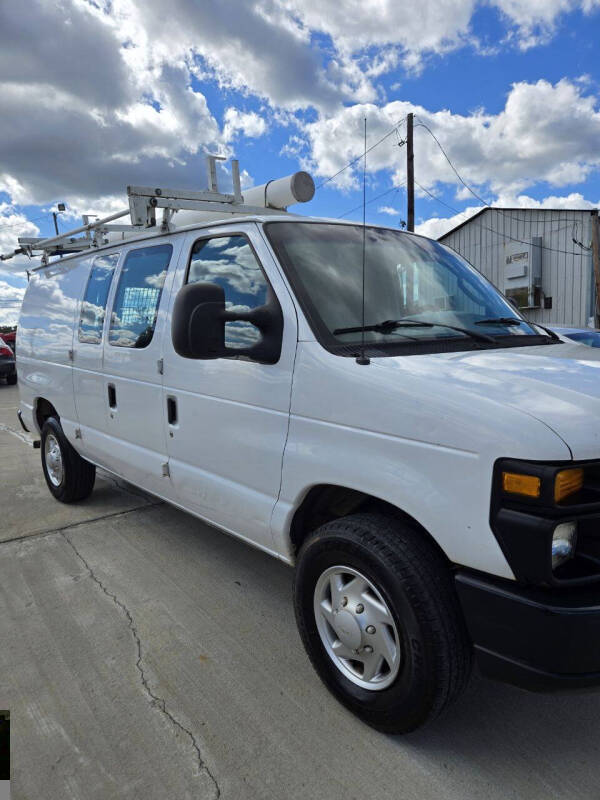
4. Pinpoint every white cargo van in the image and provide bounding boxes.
[13,172,600,733]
